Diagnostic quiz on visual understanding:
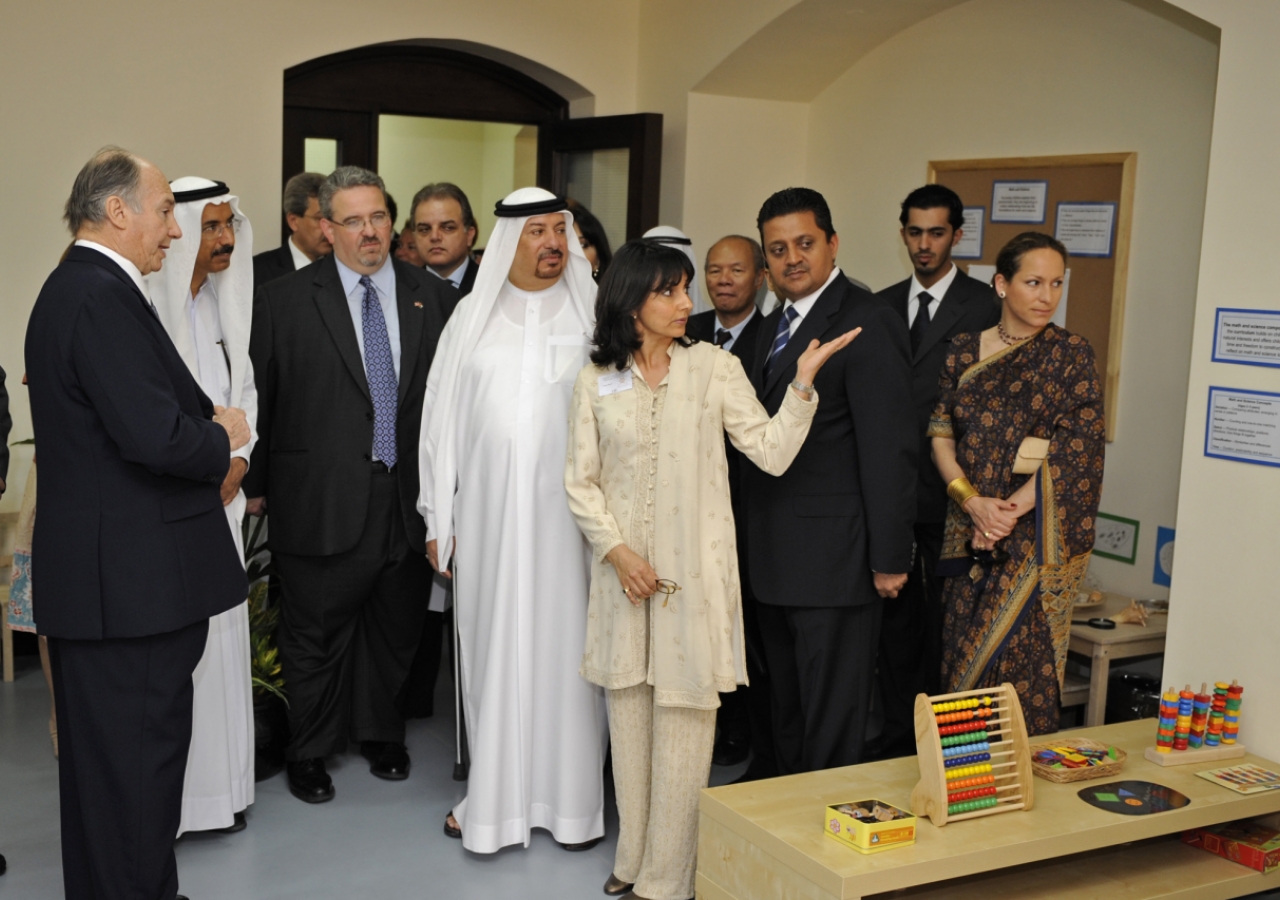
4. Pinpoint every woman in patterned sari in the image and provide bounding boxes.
[929,232,1105,735]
